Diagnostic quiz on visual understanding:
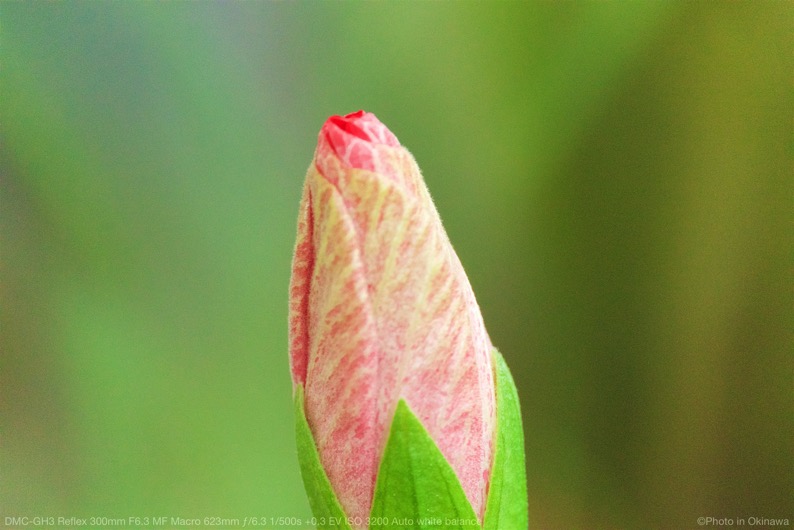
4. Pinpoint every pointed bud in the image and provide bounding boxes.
[290,111,498,525]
